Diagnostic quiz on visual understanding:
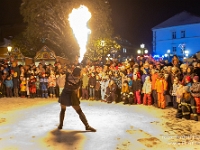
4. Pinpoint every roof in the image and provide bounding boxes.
[152,11,200,30]
[34,45,56,60]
